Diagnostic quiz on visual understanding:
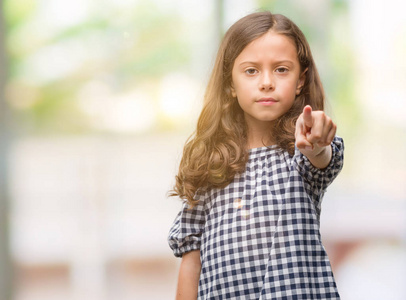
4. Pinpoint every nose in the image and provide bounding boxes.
[259,71,274,91]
